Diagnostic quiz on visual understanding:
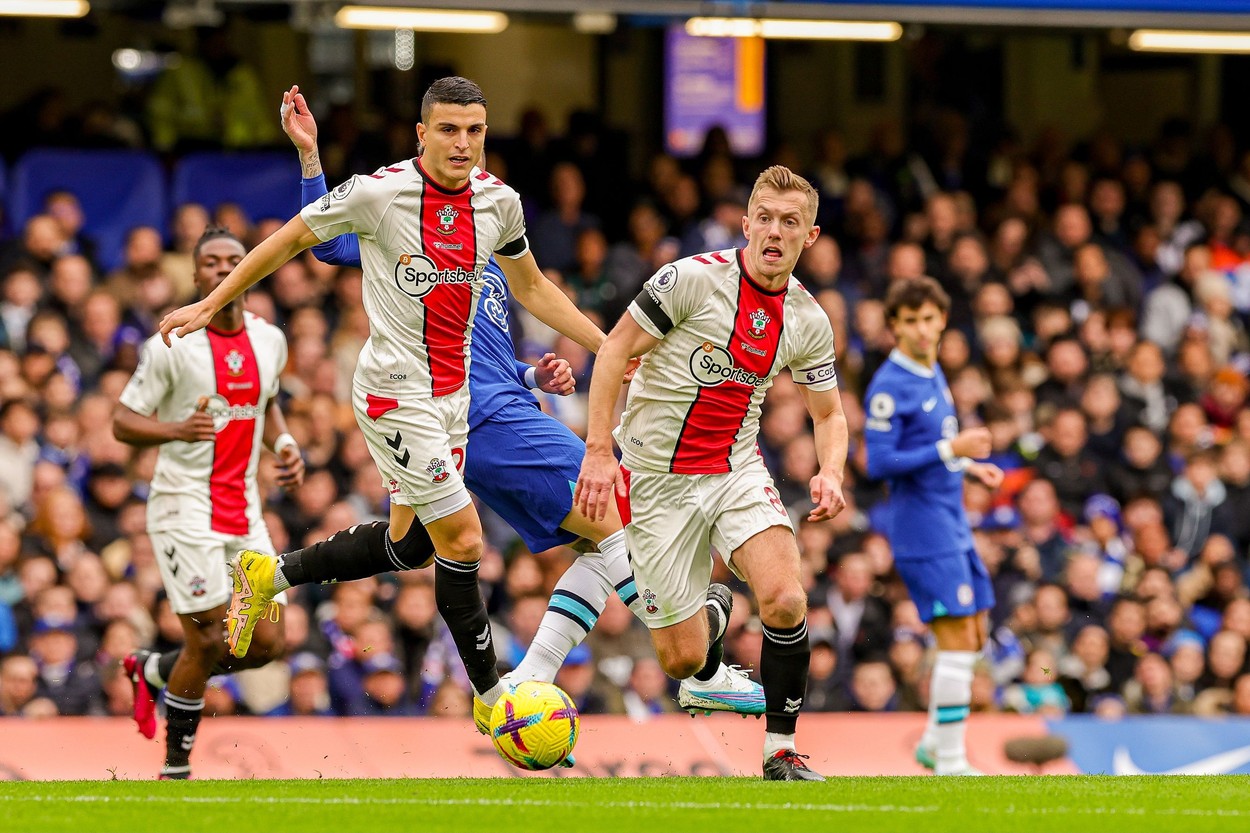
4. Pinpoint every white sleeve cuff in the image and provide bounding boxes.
[936,440,971,471]
[524,367,538,389]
